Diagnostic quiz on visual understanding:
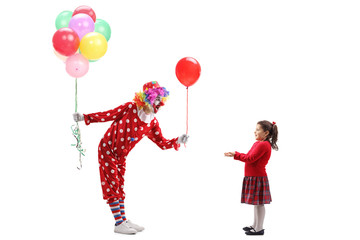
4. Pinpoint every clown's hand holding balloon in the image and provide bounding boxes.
[73,112,84,122]
[53,5,112,169]
[177,134,190,144]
